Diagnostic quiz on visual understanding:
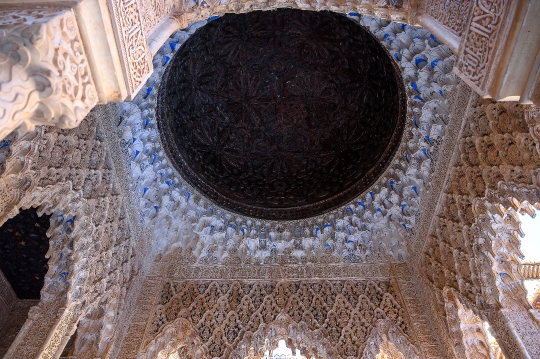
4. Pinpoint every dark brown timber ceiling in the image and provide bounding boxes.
[158,9,406,220]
